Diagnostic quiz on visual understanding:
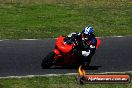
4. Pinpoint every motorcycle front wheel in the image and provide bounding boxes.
[41,52,55,69]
